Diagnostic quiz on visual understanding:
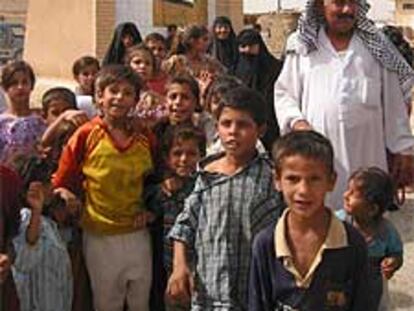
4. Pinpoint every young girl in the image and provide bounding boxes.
[12,167,73,311]
[342,167,403,311]
[0,61,46,168]
[126,44,167,128]
[147,124,205,311]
